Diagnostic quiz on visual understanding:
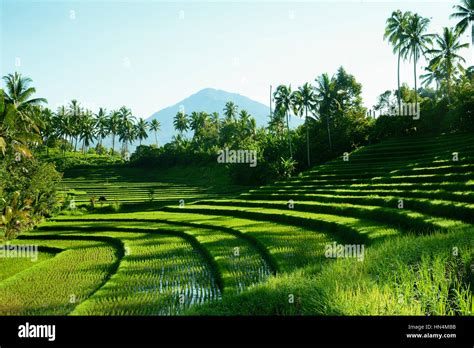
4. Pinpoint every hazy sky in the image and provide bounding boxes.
[0,0,471,118]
